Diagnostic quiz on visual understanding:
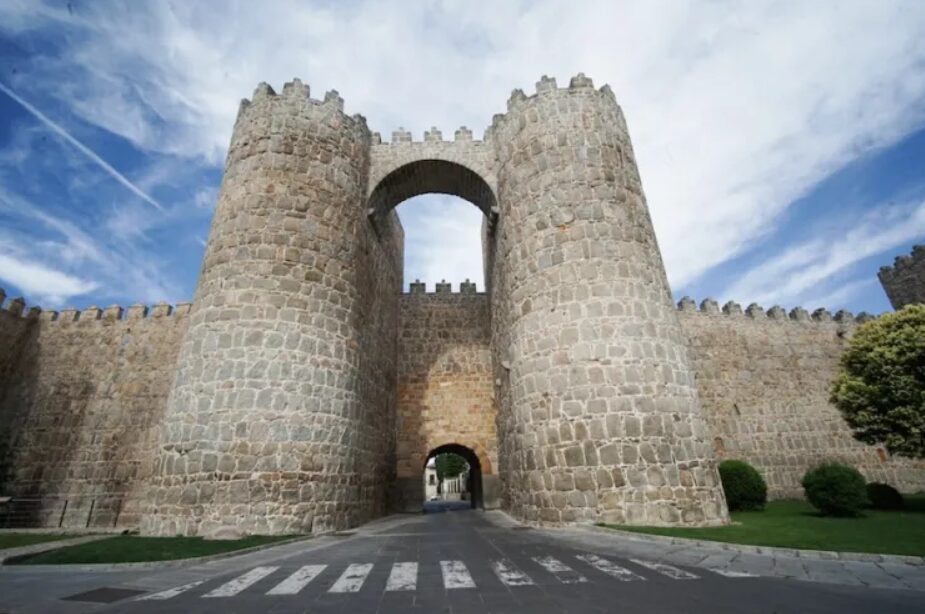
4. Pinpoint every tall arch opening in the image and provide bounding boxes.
[370,157,500,514]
